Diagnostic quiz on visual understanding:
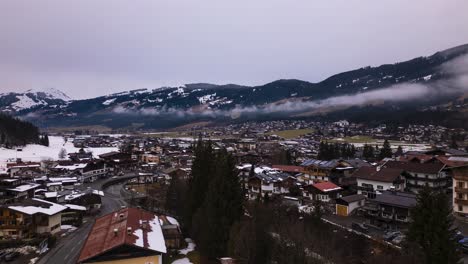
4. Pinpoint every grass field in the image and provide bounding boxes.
[267,128,315,139]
